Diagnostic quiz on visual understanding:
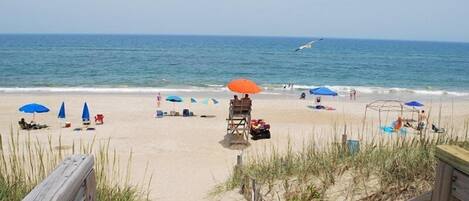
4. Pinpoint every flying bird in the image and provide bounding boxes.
[295,38,323,52]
